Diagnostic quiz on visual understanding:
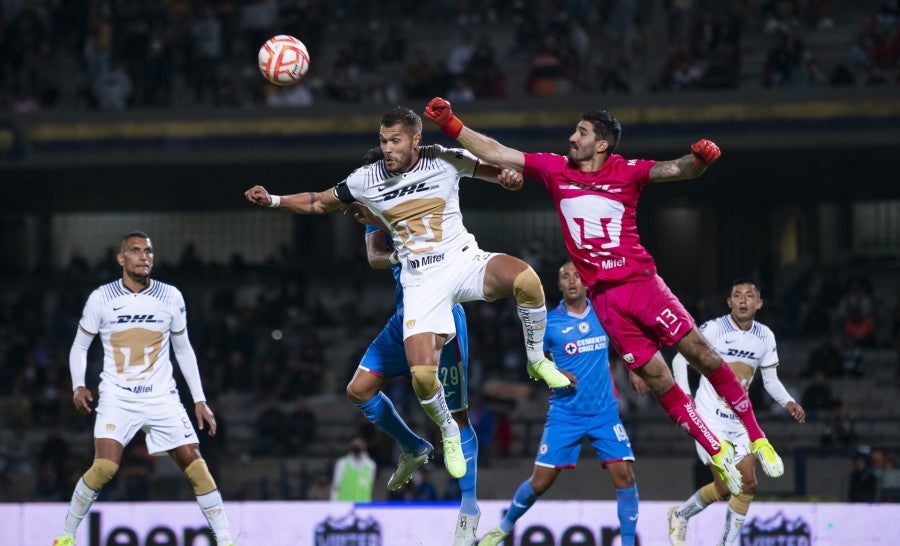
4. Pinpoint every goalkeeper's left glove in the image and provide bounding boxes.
[691,139,721,167]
